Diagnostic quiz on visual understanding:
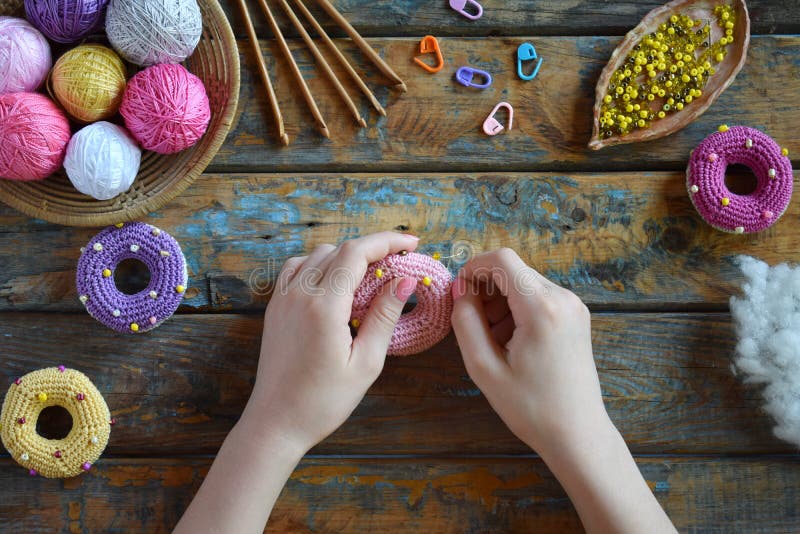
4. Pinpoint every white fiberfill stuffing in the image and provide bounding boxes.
[730,256,800,448]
